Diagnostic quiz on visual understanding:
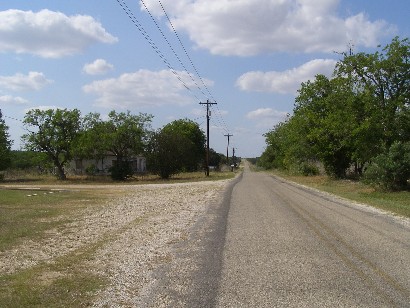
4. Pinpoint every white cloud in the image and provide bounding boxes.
[83,69,213,109]
[246,107,288,128]
[0,9,118,58]
[0,71,53,91]
[83,59,114,75]
[0,95,28,105]
[236,59,337,94]
[142,0,394,56]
